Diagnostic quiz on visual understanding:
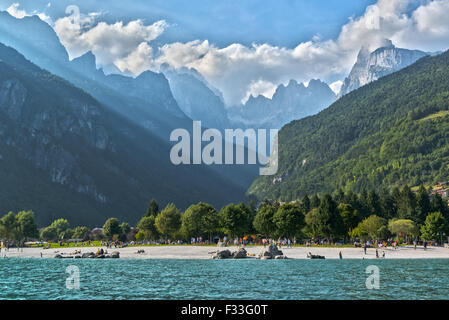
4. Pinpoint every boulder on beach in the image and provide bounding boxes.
[257,244,287,260]
[212,249,232,259]
[54,254,63,259]
[82,252,95,259]
[232,248,248,259]
[267,244,283,256]
[111,251,120,259]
